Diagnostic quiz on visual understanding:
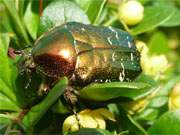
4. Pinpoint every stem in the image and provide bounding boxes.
[39,0,43,16]
[104,15,118,26]
[127,114,148,135]
[4,122,12,135]
[120,20,132,33]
